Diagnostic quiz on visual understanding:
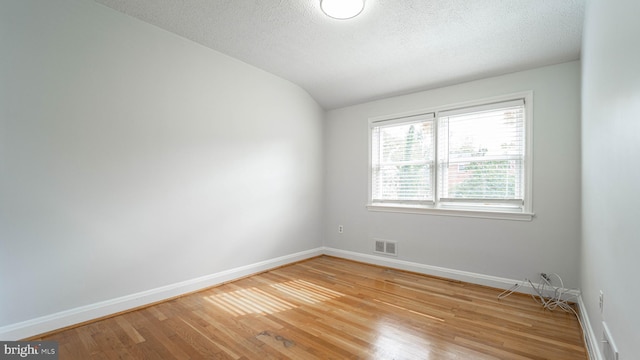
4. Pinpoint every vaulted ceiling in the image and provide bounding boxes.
[94,0,585,110]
